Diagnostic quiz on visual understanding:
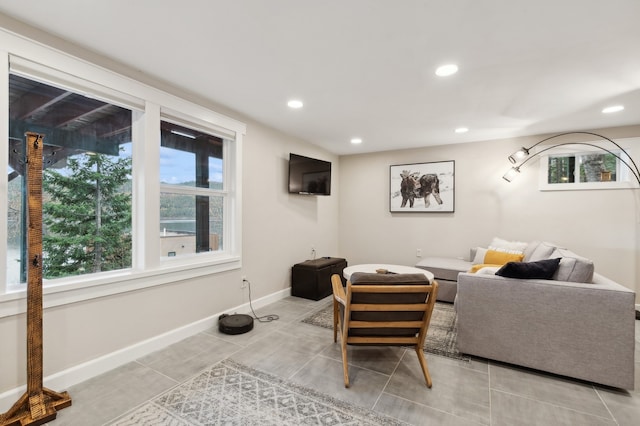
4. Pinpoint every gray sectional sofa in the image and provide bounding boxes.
[420,240,636,389]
